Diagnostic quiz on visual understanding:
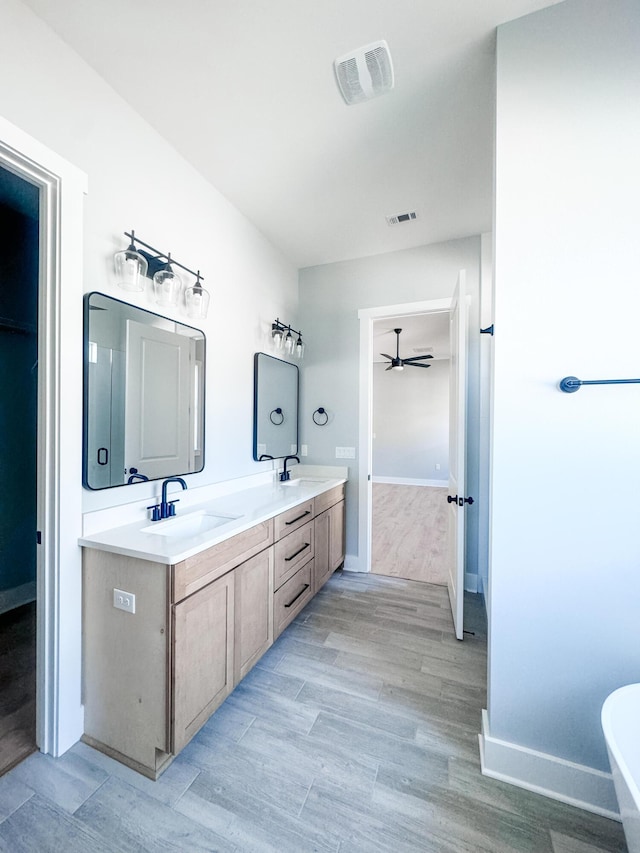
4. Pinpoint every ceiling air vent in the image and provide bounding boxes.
[386,211,418,226]
[334,40,394,106]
